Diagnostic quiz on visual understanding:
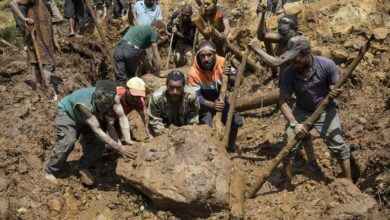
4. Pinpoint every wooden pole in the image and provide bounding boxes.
[221,49,250,150]
[213,53,233,139]
[0,37,19,50]
[235,89,279,112]
[165,34,174,70]
[247,35,373,199]
[30,27,48,88]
